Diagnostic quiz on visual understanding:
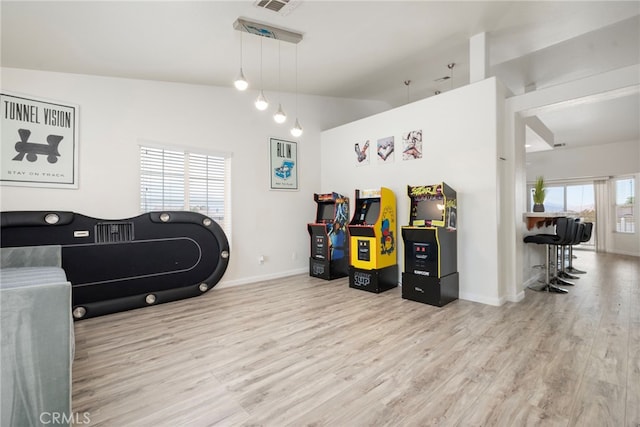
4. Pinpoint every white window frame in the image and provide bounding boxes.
[613,175,636,234]
[139,142,232,239]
